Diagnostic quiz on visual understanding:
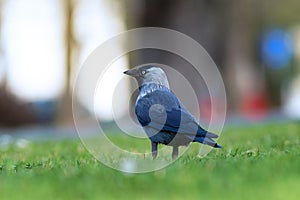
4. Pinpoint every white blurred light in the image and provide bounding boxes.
[120,159,136,173]
[0,55,5,83]
[15,138,30,149]
[1,0,65,100]
[284,27,300,119]
[74,0,128,121]
[74,0,125,67]
[283,77,300,119]
[0,134,13,150]
[94,60,129,121]
[1,0,129,120]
